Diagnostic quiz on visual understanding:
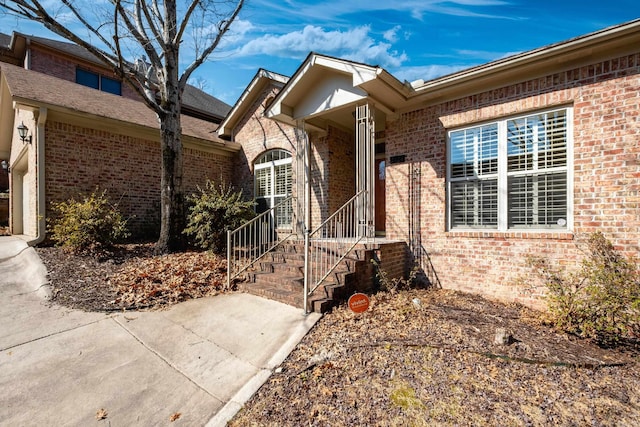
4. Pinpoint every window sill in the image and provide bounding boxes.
[445,230,575,240]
